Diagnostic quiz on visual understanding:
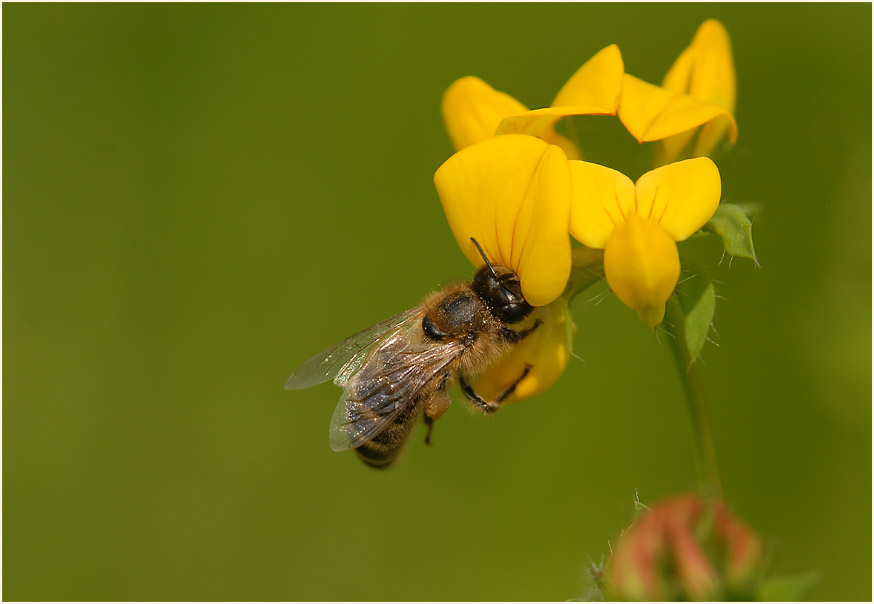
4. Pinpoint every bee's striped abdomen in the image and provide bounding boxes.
[354,400,423,468]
